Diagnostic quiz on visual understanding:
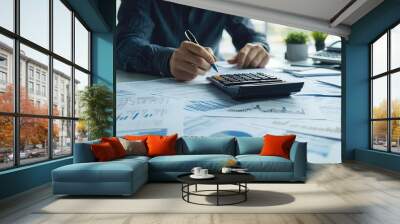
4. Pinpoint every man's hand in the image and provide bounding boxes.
[170,41,216,81]
[228,43,270,68]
